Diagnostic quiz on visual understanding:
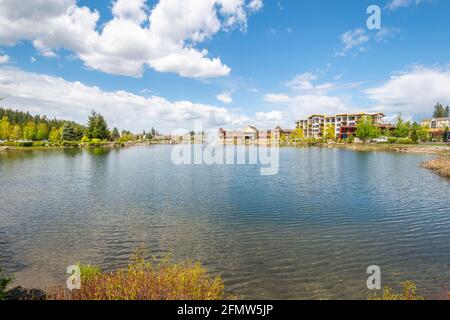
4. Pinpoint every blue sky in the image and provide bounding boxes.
[0,0,449,132]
